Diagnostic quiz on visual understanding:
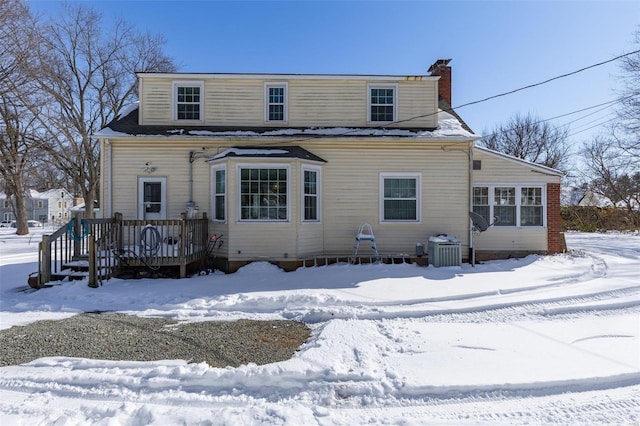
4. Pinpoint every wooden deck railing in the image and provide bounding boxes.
[39,213,209,288]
